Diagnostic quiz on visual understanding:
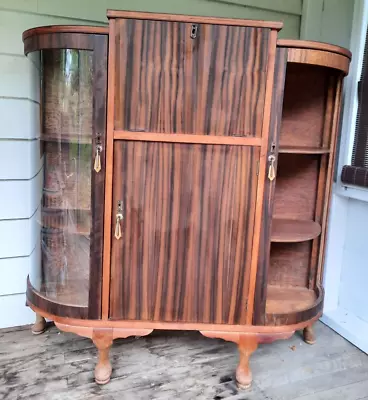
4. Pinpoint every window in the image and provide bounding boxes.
[341,22,368,187]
